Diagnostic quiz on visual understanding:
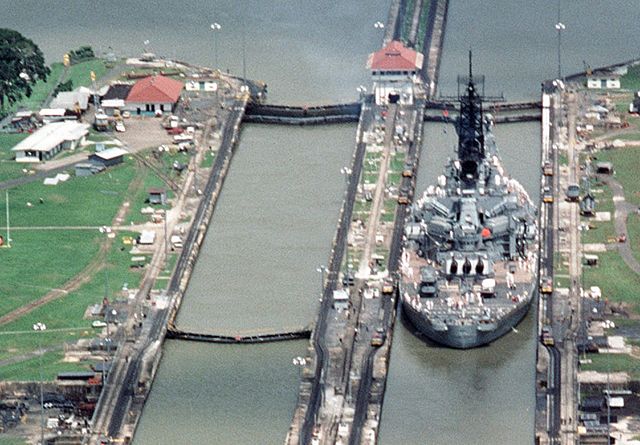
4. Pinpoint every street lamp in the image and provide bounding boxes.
[340,166,352,189]
[356,85,367,102]
[210,23,222,69]
[106,309,117,352]
[555,21,565,80]
[316,265,326,297]
[32,322,46,445]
